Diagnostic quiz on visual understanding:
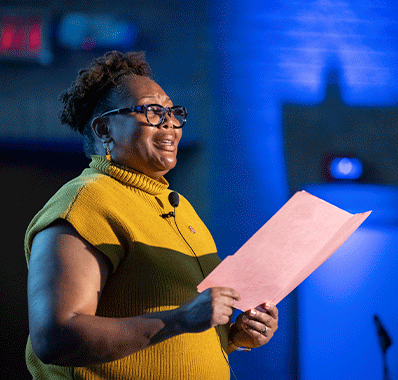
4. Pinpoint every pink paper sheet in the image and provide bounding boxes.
[197,190,371,311]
